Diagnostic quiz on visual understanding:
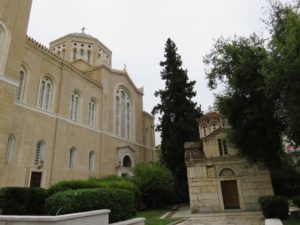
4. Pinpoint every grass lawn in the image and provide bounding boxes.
[282,218,300,225]
[136,208,180,225]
